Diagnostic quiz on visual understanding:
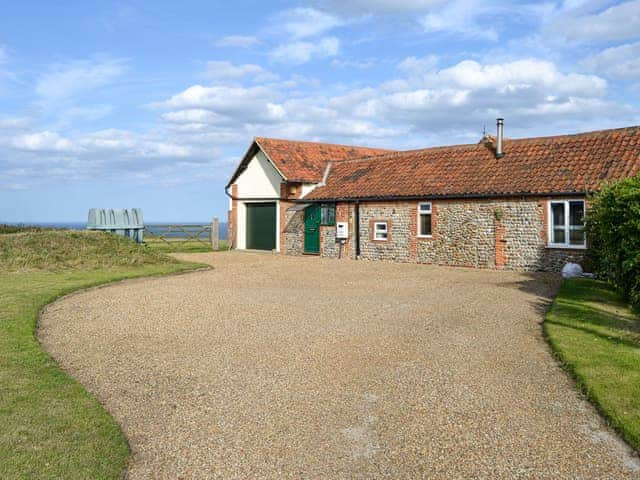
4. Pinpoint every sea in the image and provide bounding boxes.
[5,222,228,240]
